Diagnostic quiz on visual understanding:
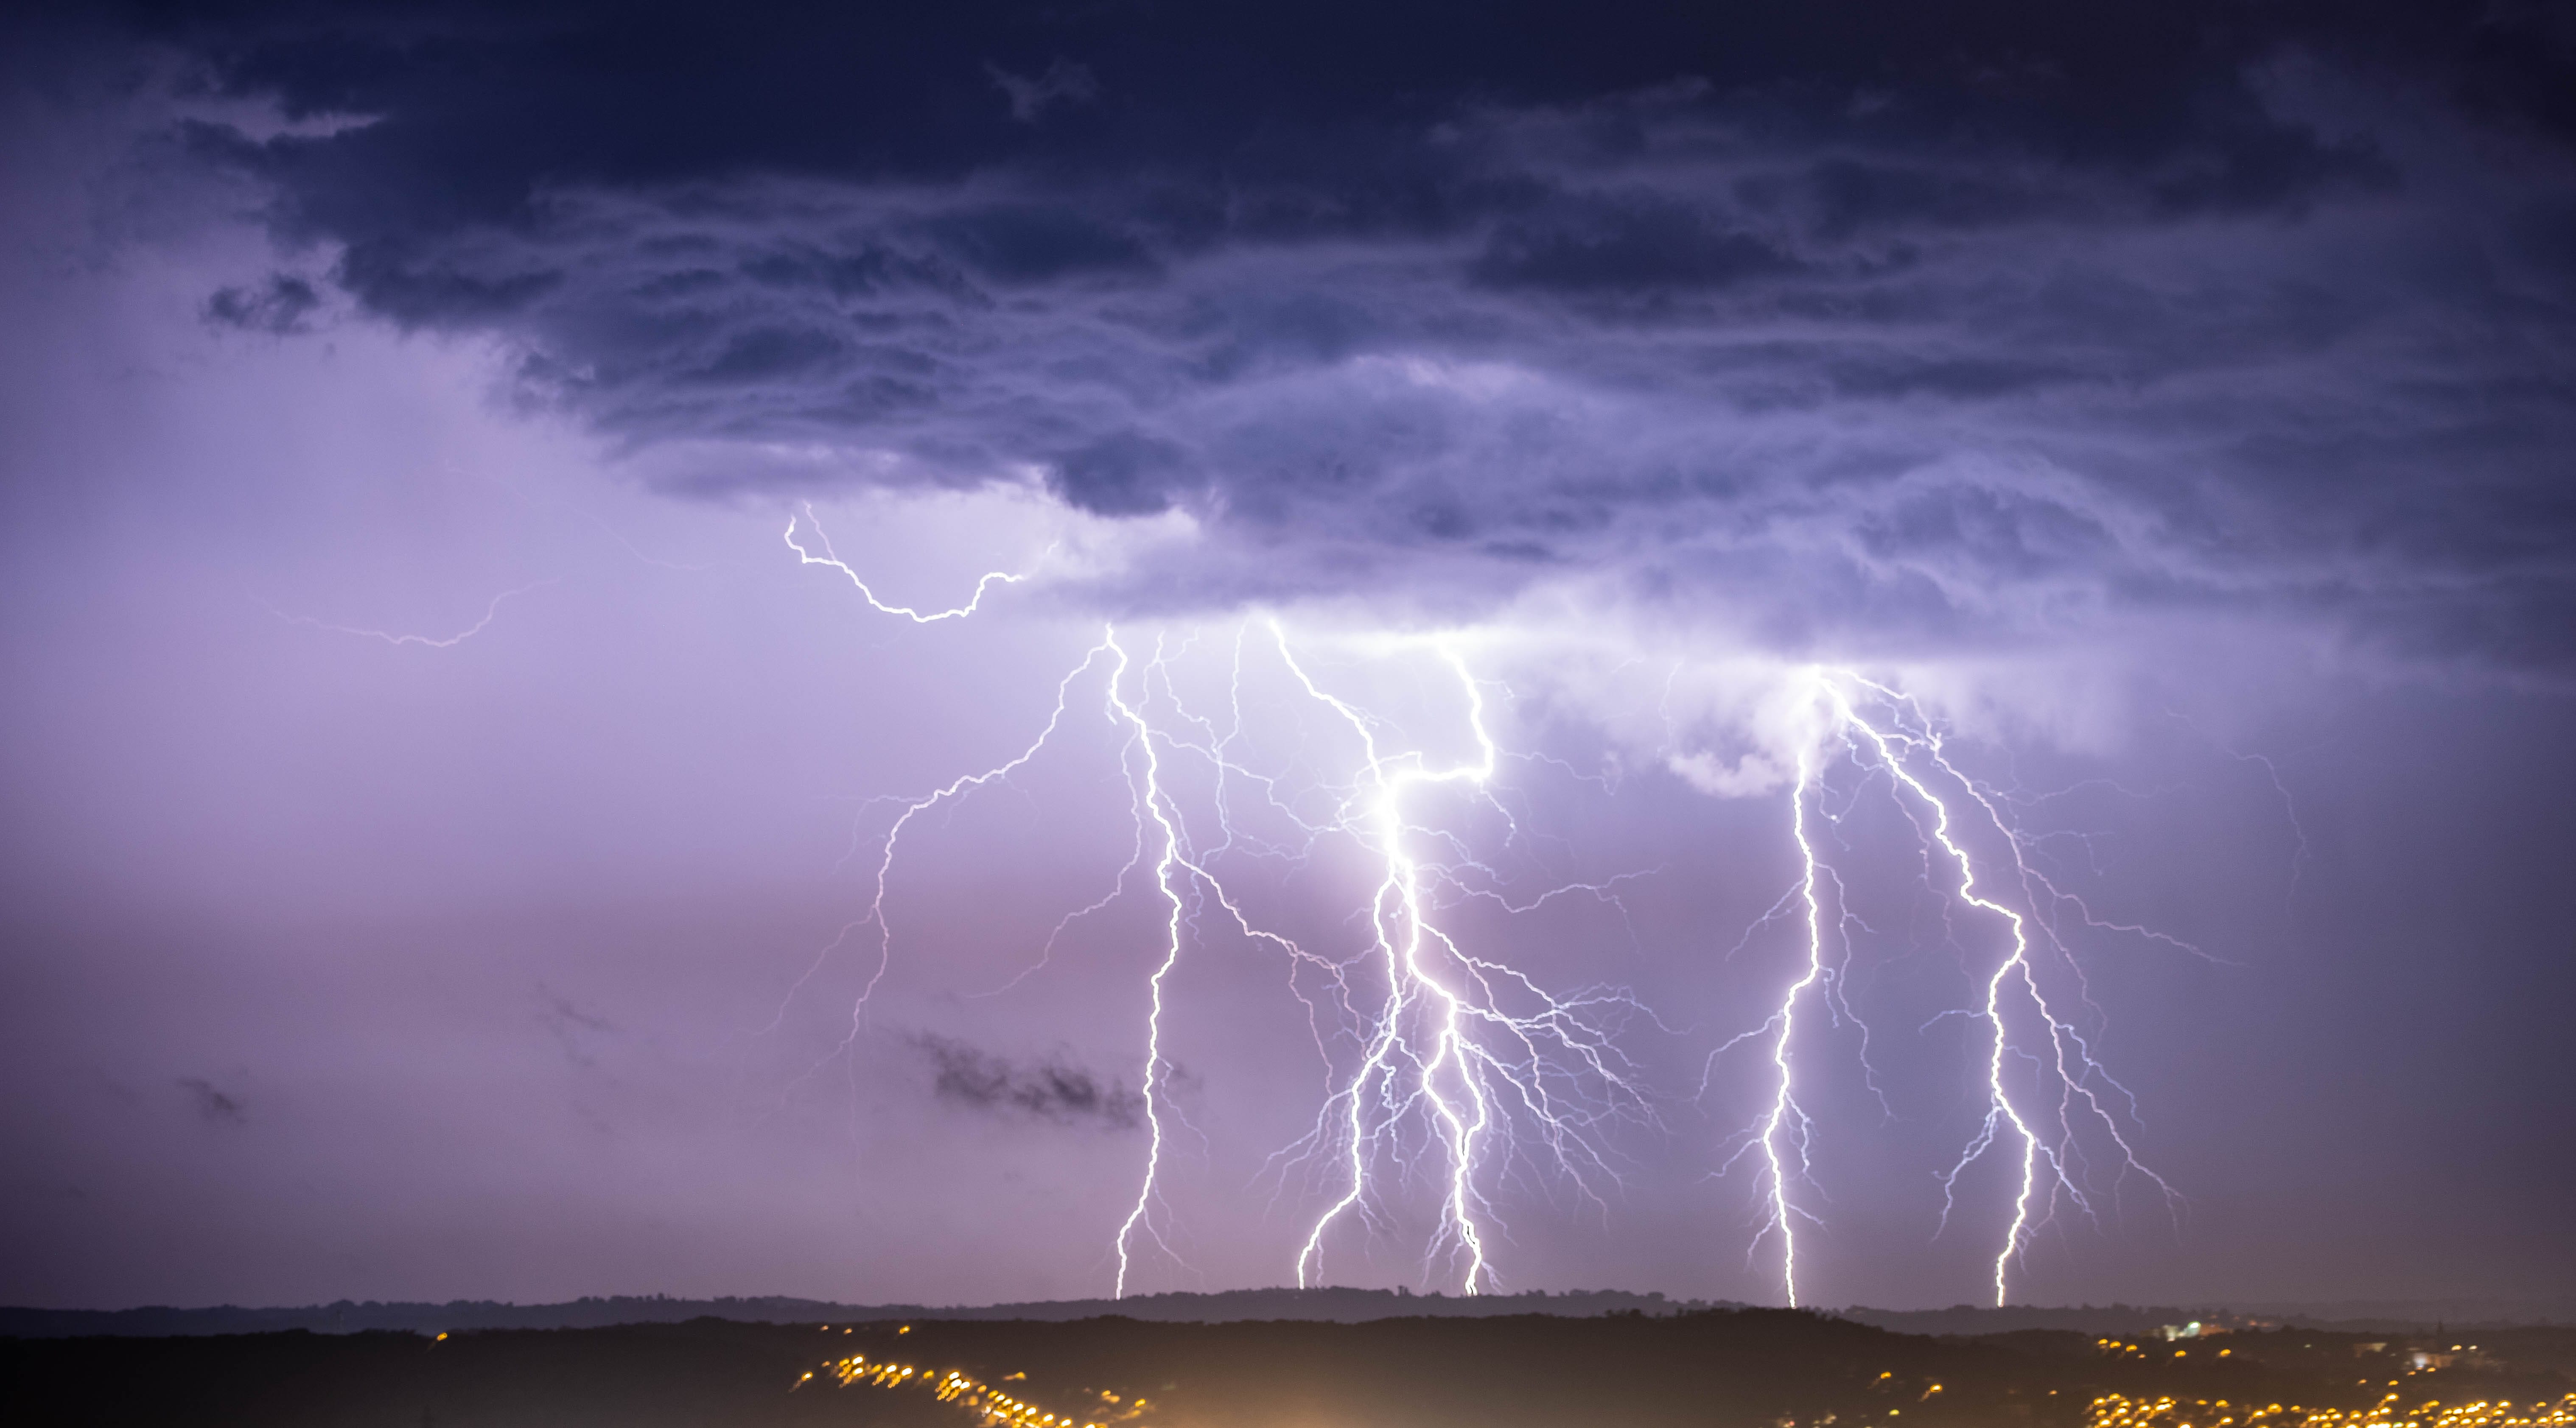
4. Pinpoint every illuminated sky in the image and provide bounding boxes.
[2,0,2571,1313]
